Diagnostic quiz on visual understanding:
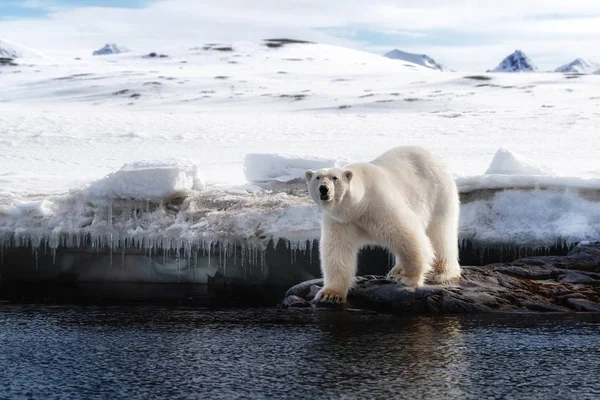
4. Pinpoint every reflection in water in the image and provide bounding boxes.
[309,312,470,398]
[0,291,598,399]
